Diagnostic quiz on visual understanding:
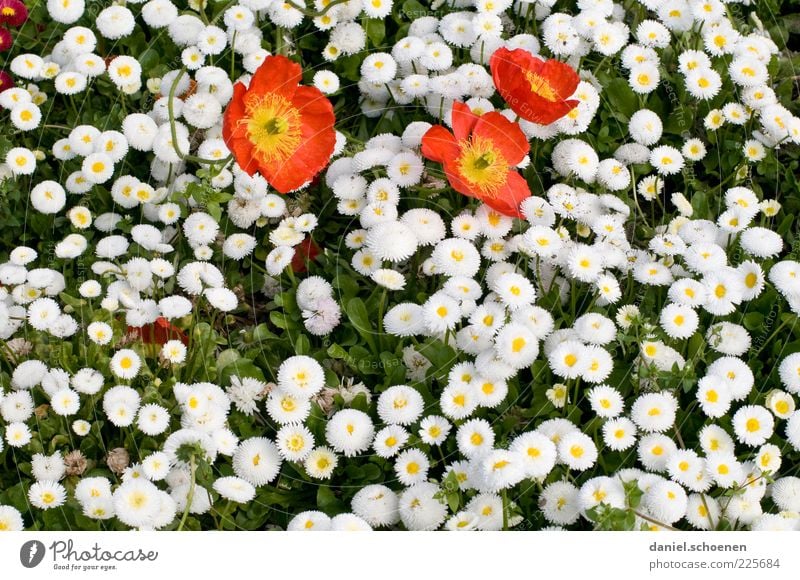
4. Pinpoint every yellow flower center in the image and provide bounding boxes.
[525,70,557,101]
[128,491,146,509]
[287,435,305,451]
[243,92,301,163]
[456,136,508,197]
